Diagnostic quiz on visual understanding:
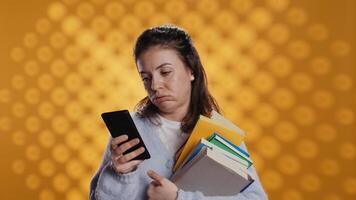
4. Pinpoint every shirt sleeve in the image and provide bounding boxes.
[176,142,268,200]
[89,137,142,200]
